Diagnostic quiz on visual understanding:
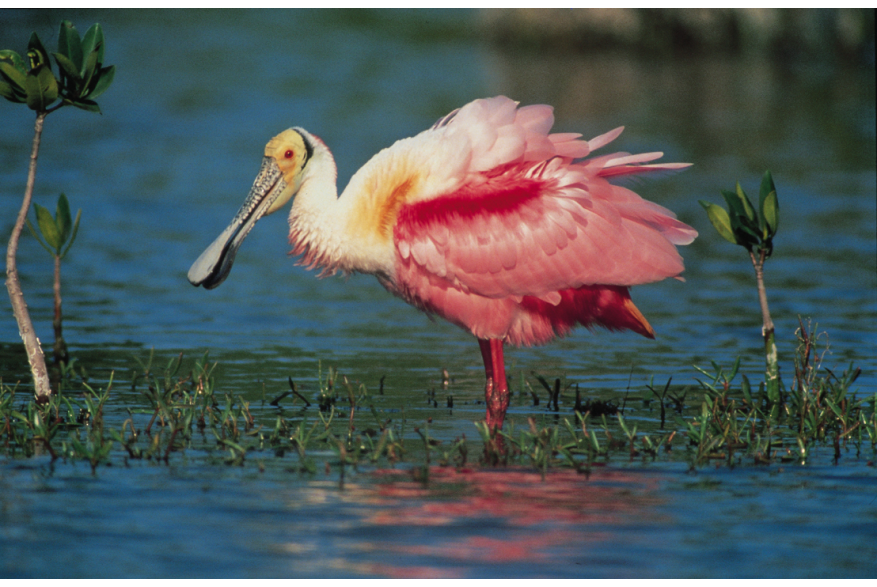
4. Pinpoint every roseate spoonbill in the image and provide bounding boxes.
[188,96,696,431]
